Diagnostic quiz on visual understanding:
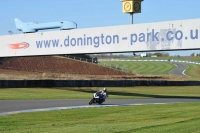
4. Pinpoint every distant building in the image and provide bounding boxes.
[151,55,158,57]
[140,53,147,57]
